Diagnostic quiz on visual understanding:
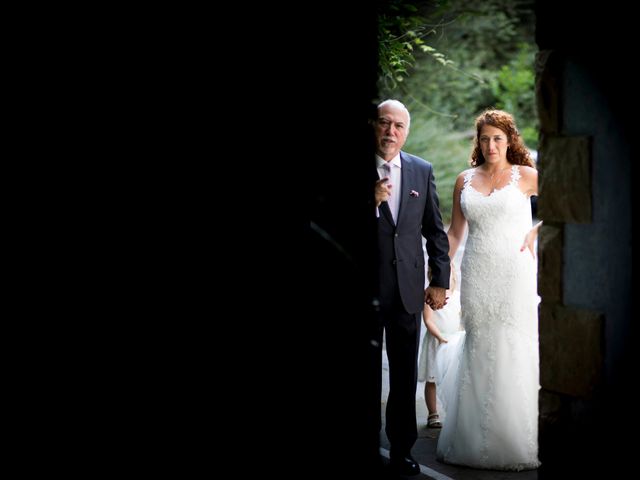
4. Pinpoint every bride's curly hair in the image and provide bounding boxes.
[470,109,534,168]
